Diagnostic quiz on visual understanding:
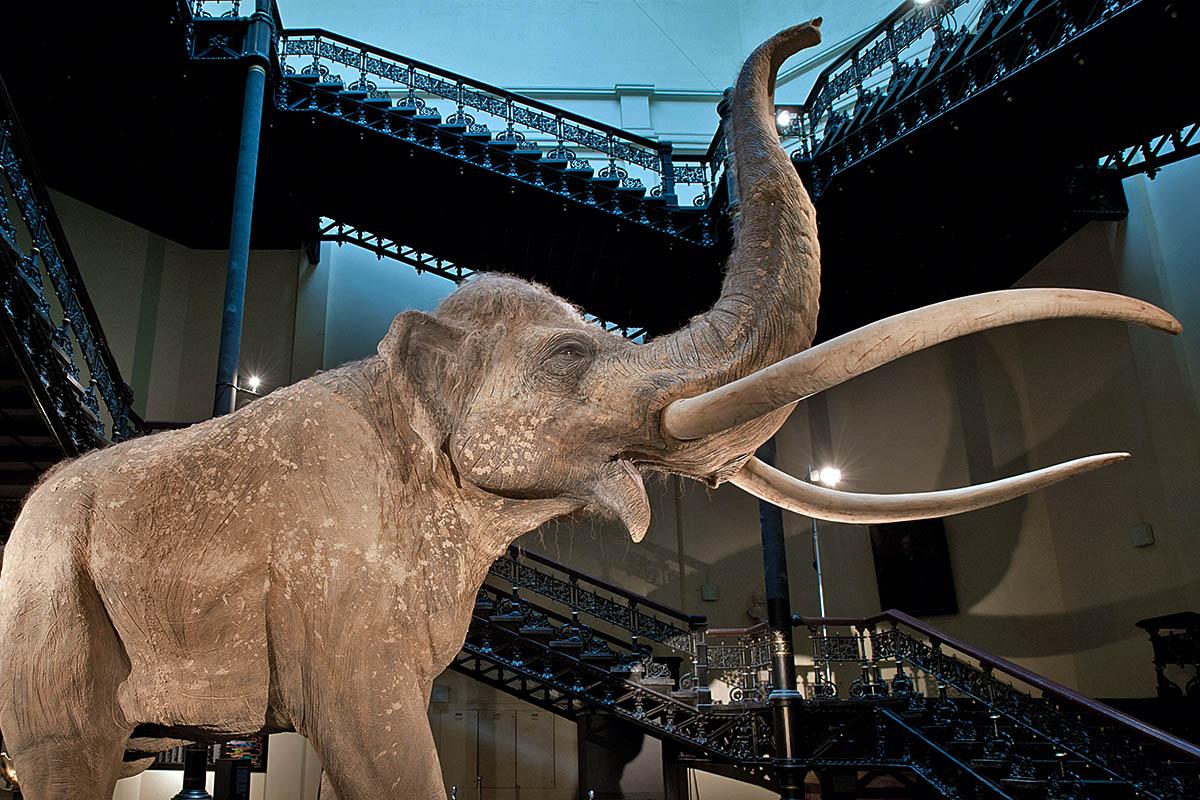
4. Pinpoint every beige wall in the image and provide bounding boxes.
[51,190,302,422]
